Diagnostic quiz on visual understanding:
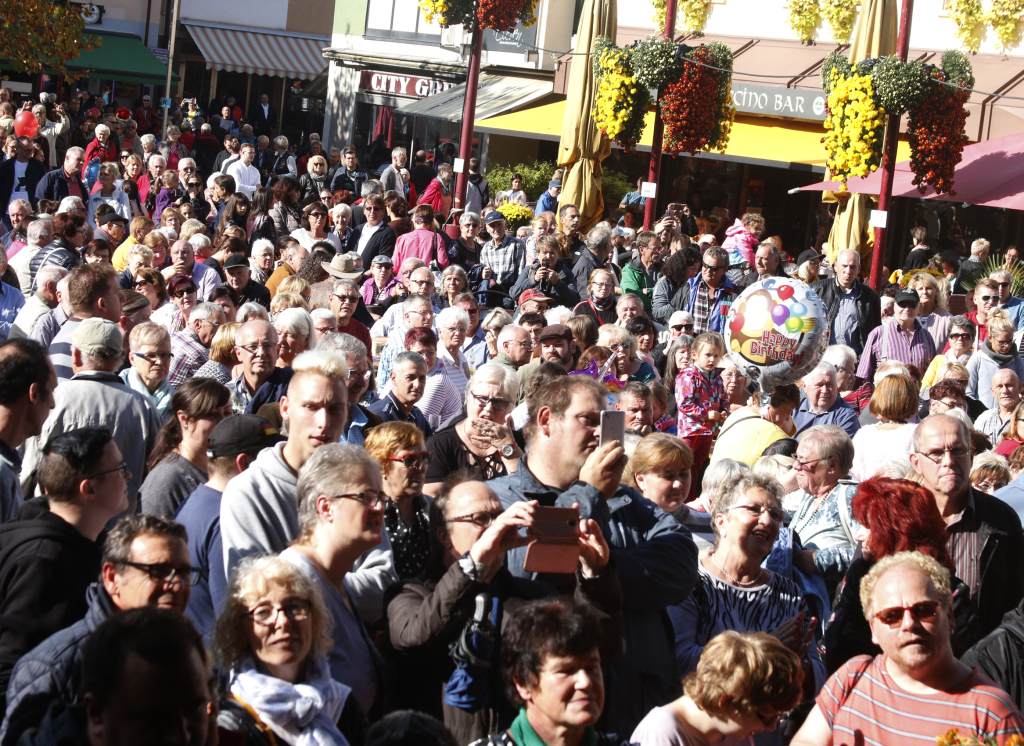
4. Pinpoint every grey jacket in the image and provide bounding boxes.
[651,276,683,324]
[487,460,699,736]
[19,371,162,515]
